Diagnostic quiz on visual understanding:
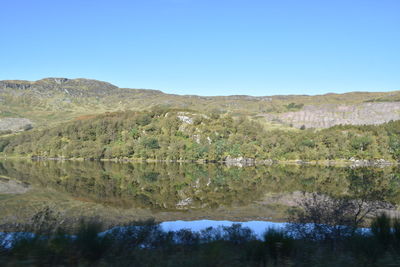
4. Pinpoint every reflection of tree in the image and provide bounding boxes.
[0,161,274,210]
[1,160,399,213]
[347,168,398,226]
[288,192,392,243]
[288,169,396,244]
[288,193,352,241]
